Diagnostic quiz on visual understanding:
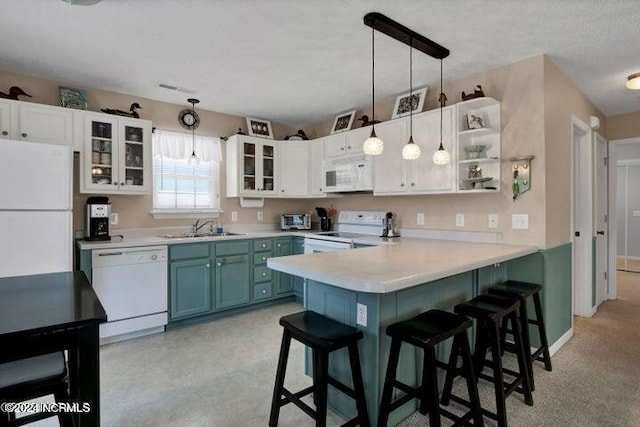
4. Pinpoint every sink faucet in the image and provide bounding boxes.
[192,219,213,234]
